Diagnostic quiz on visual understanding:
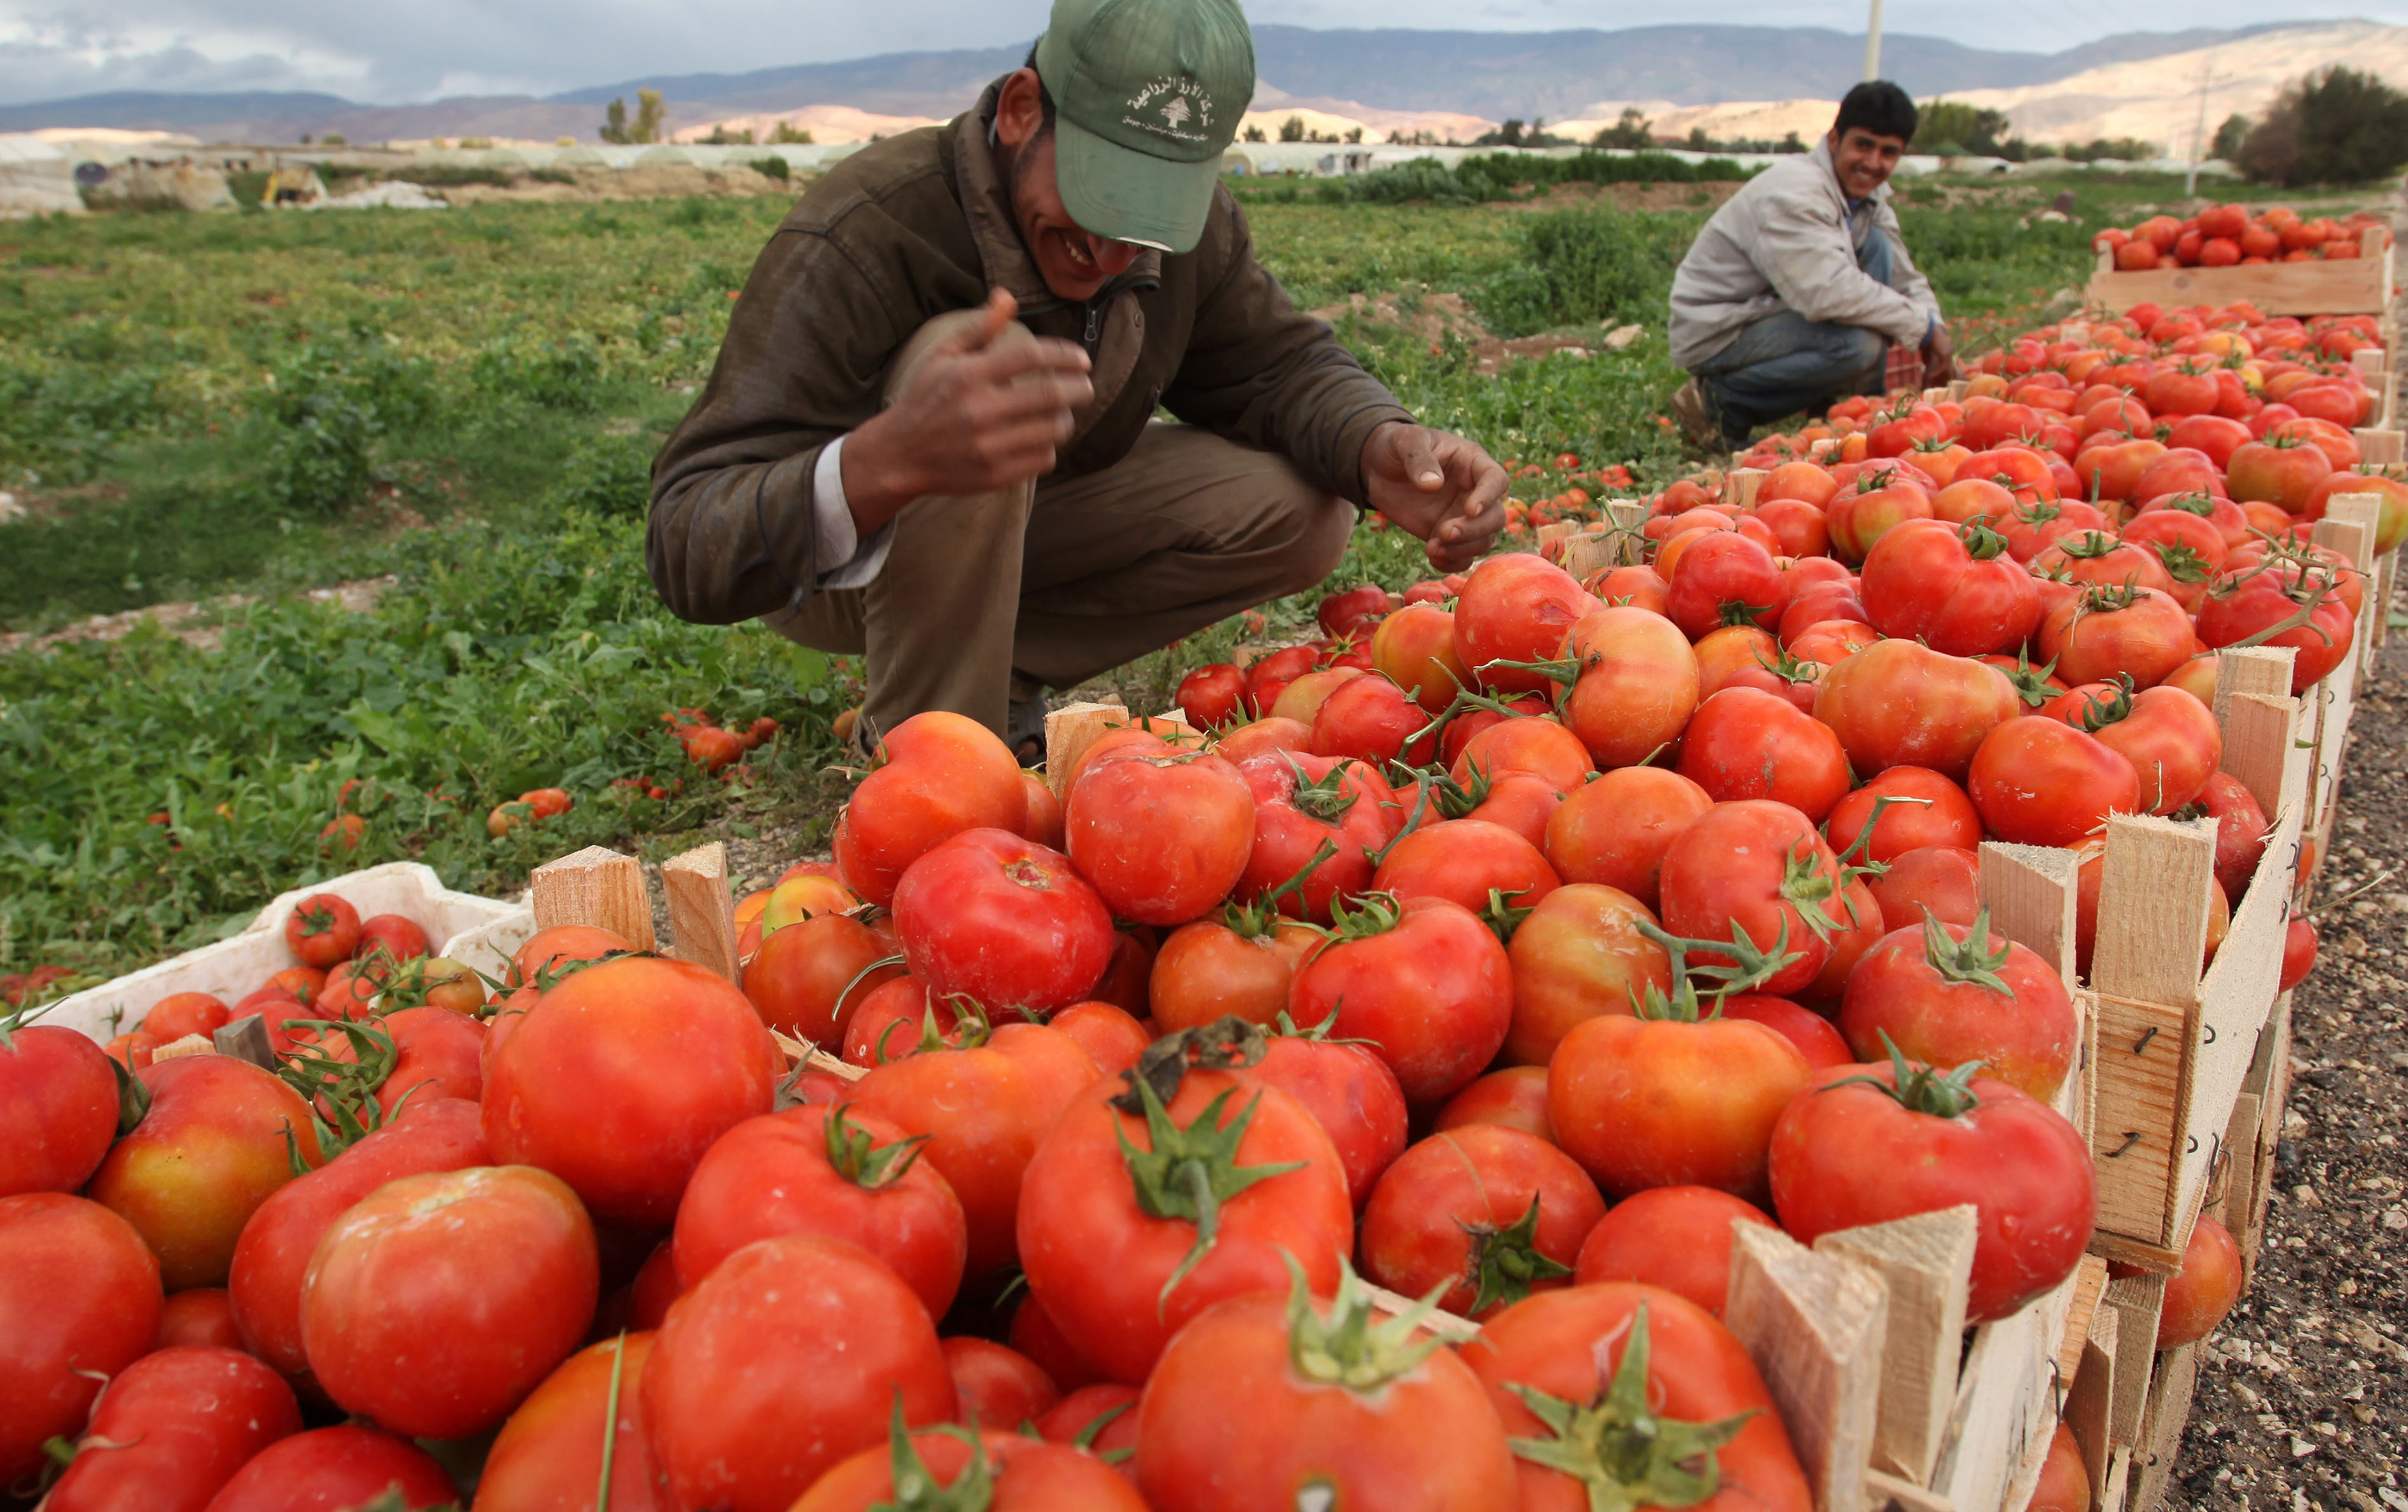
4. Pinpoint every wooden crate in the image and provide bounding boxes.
[2084,648,2309,1268]
[2084,227,2391,317]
